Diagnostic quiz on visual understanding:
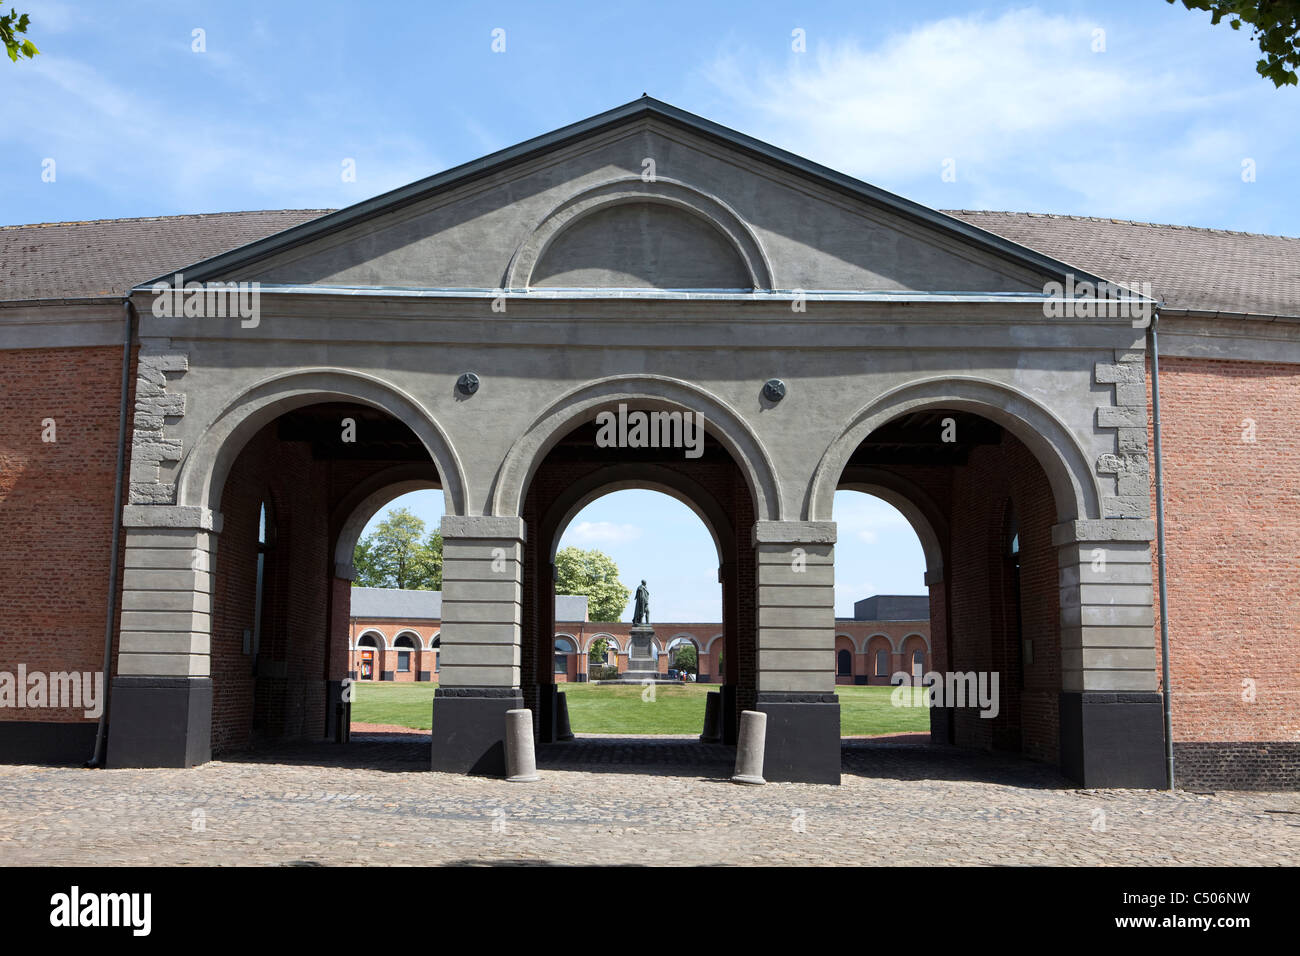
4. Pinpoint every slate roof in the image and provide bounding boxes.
[1,207,1295,317]
[0,209,329,301]
[350,587,588,623]
[554,594,590,623]
[949,210,1300,318]
[350,586,442,620]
